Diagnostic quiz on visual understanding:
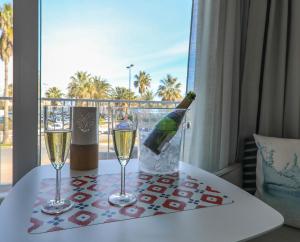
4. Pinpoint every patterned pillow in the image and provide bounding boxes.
[254,134,300,228]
